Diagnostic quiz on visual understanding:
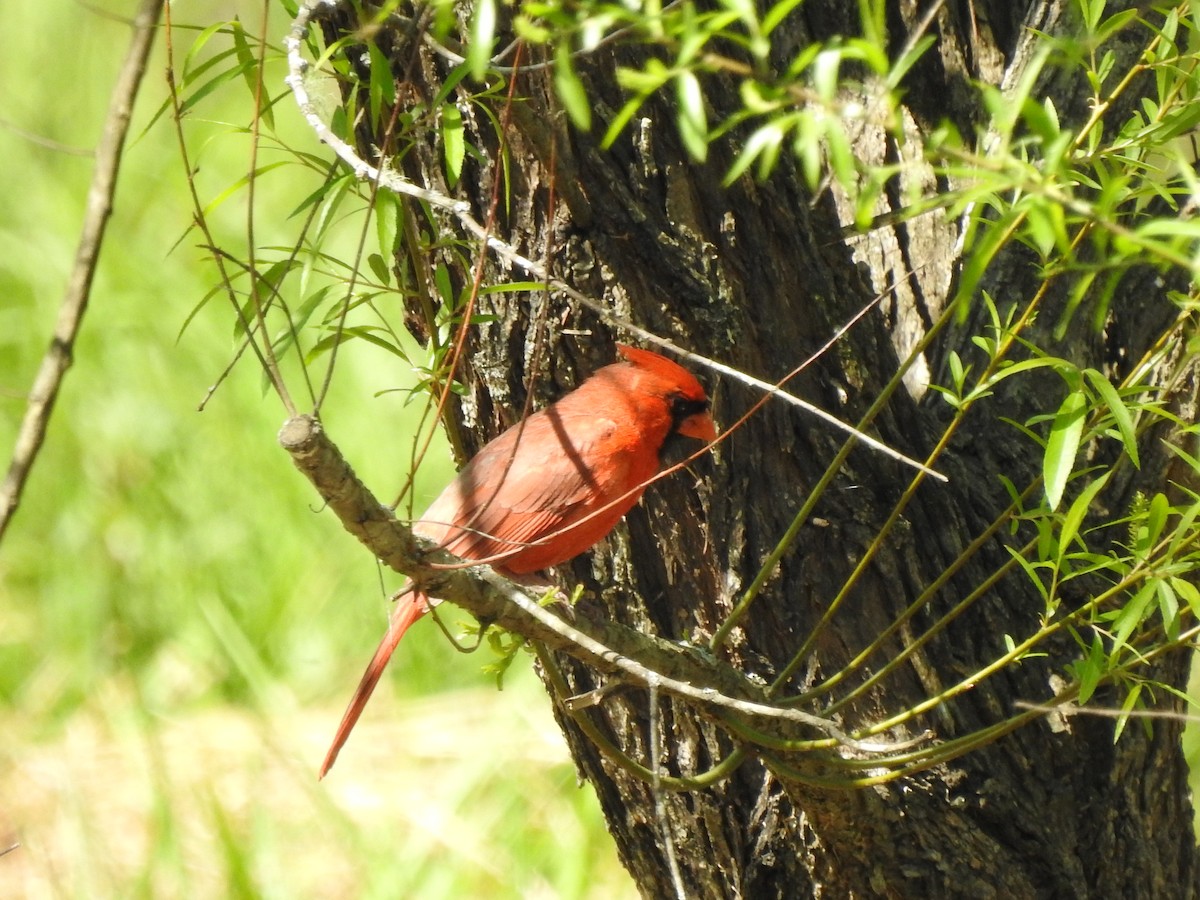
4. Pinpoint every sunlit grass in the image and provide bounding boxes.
[3,668,628,899]
[0,2,630,896]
